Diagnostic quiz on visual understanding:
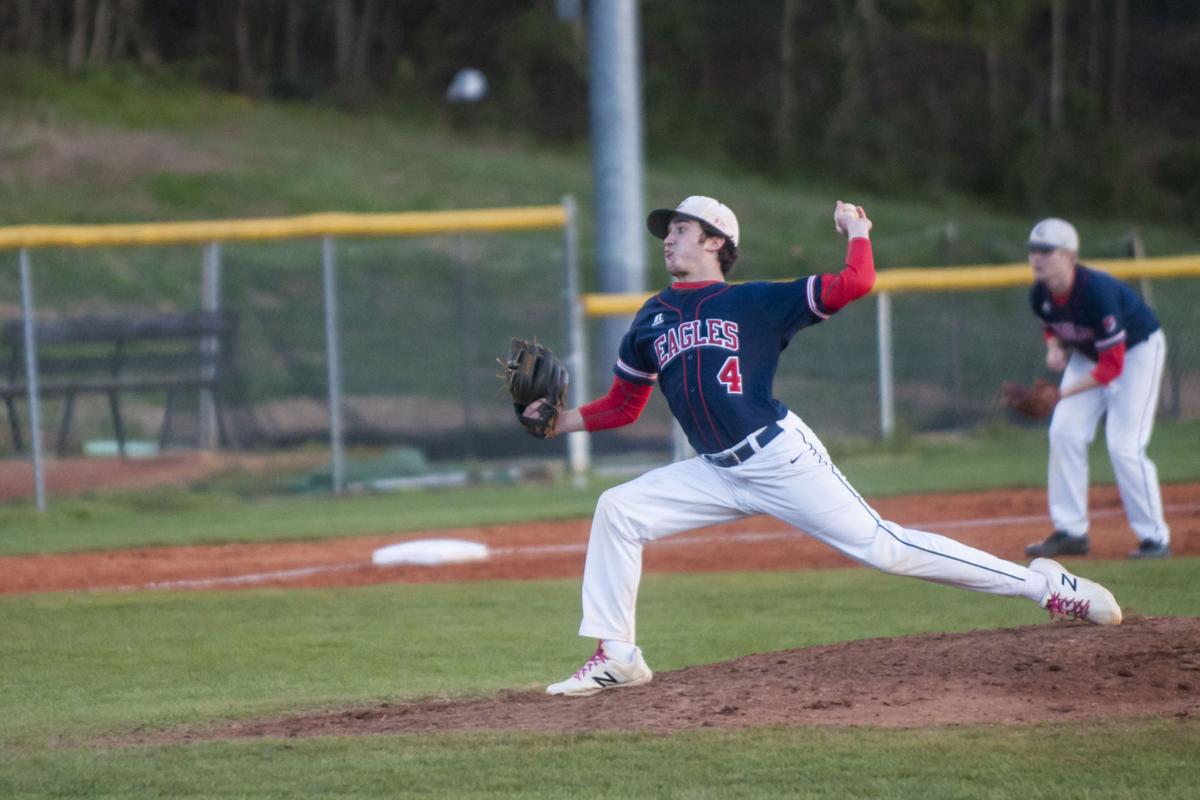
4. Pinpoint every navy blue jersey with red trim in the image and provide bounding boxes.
[1030,264,1160,362]
[615,275,830,454]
